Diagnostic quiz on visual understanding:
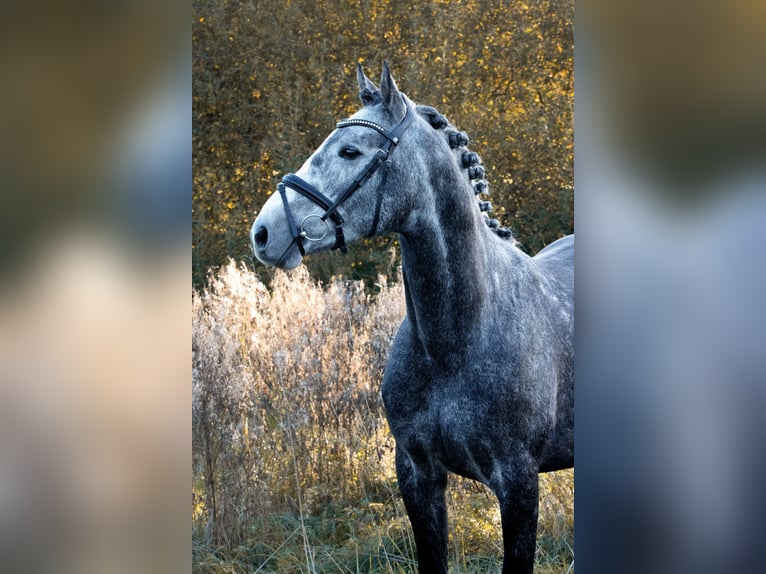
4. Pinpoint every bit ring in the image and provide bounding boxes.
[299,214,330,241]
